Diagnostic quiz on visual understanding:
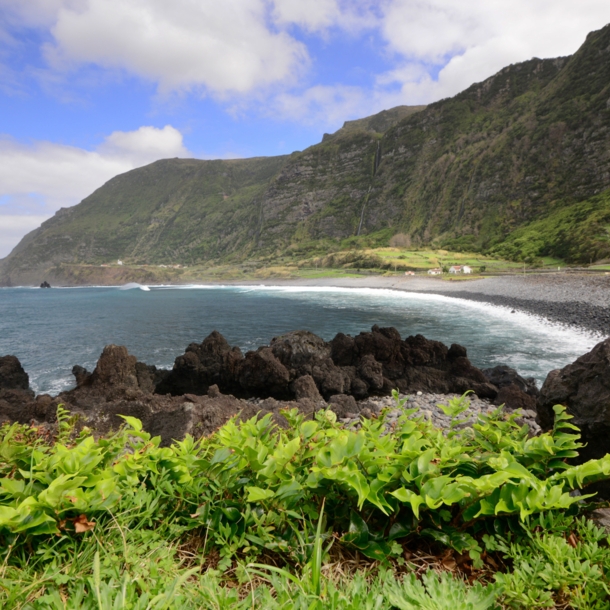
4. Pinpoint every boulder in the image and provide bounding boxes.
[72,365,92,388]
[90,345,139,390]
[483,365,539,397]
[0,355,35,425]
[0,355,32,392]
[328,394,359,419]
[156,331,244,396]
[270,330,330,375]
[291,375,323,401]
[495,384,537,412]
[537,337,610,497]
[237,348,290,398]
